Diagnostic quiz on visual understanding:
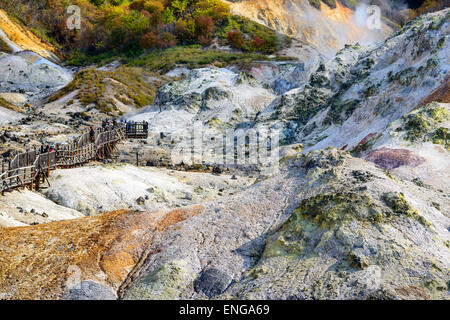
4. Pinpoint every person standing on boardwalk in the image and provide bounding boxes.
[89,127,95,143]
